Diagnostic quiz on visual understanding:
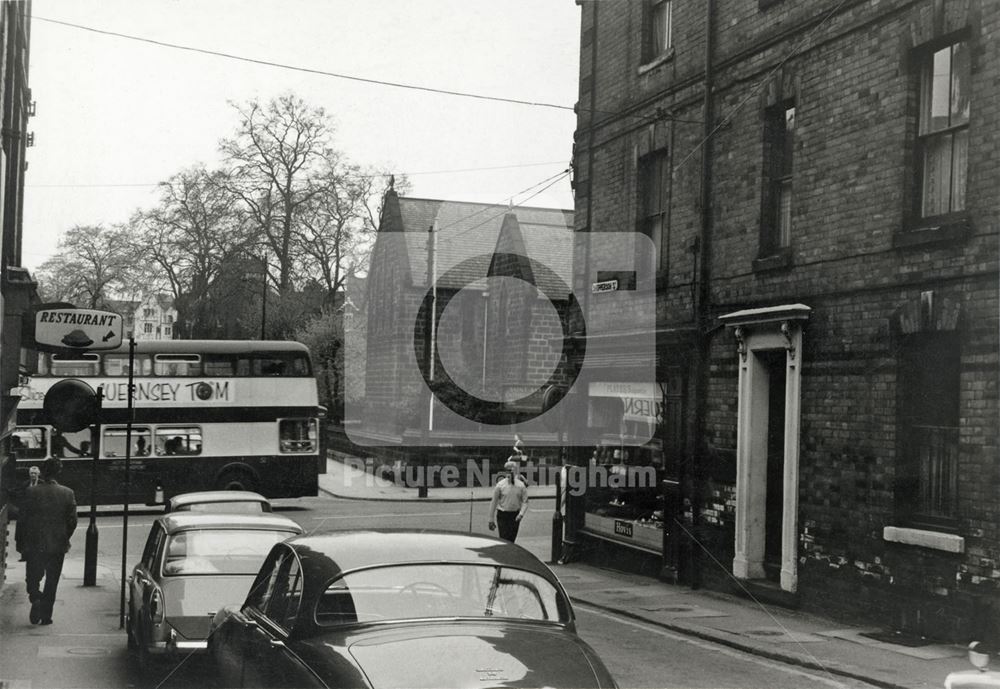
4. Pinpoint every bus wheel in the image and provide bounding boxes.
[216,470,256,492]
